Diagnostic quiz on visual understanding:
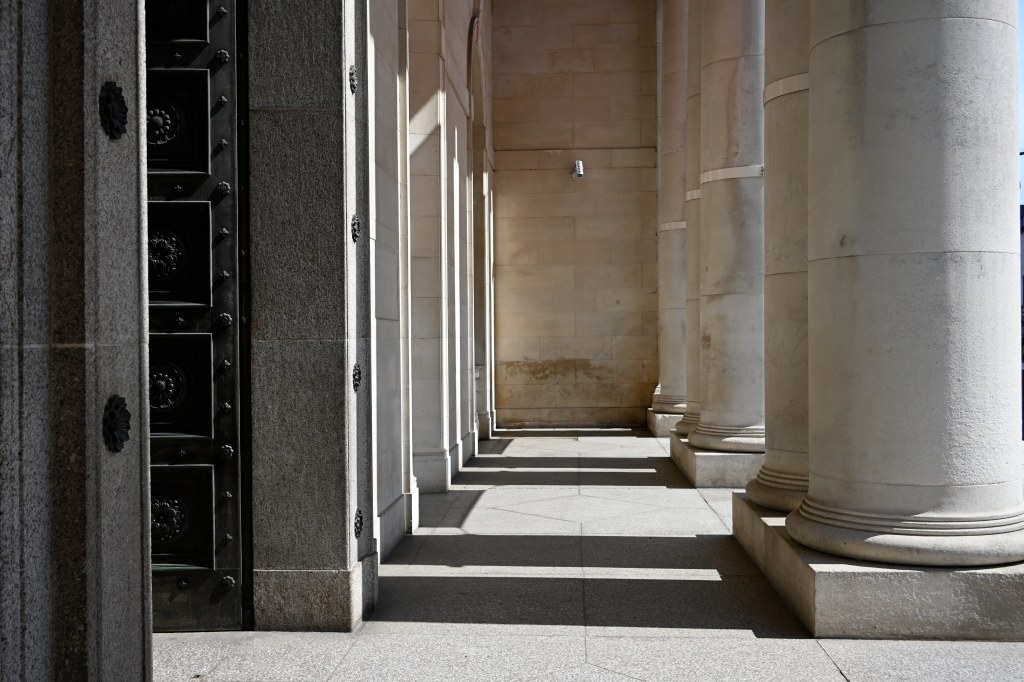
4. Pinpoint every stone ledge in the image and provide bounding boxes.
[669,431,764,487]
[647,408,681,437]
[733,493,1024,640]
